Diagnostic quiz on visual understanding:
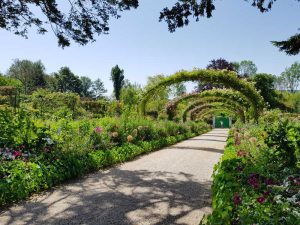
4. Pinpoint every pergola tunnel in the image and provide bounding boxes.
[140,69,264,125]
